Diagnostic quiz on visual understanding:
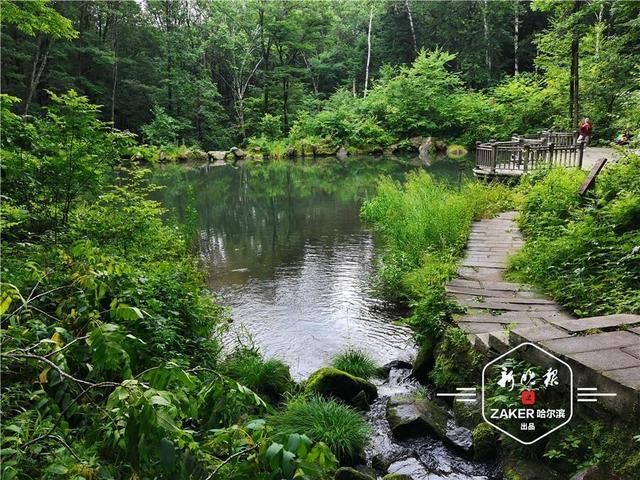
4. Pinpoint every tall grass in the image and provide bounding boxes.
[330,349,378,379]
[270,396,370,462]
[361,170,512,302]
